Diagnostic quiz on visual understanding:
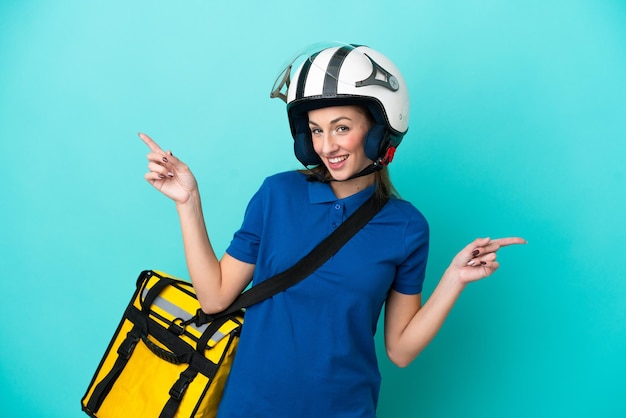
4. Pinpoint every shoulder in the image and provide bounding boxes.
[253,171,310,207]
[382,196,429,230]
[378,196,430,259]
[261,170,308,190]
